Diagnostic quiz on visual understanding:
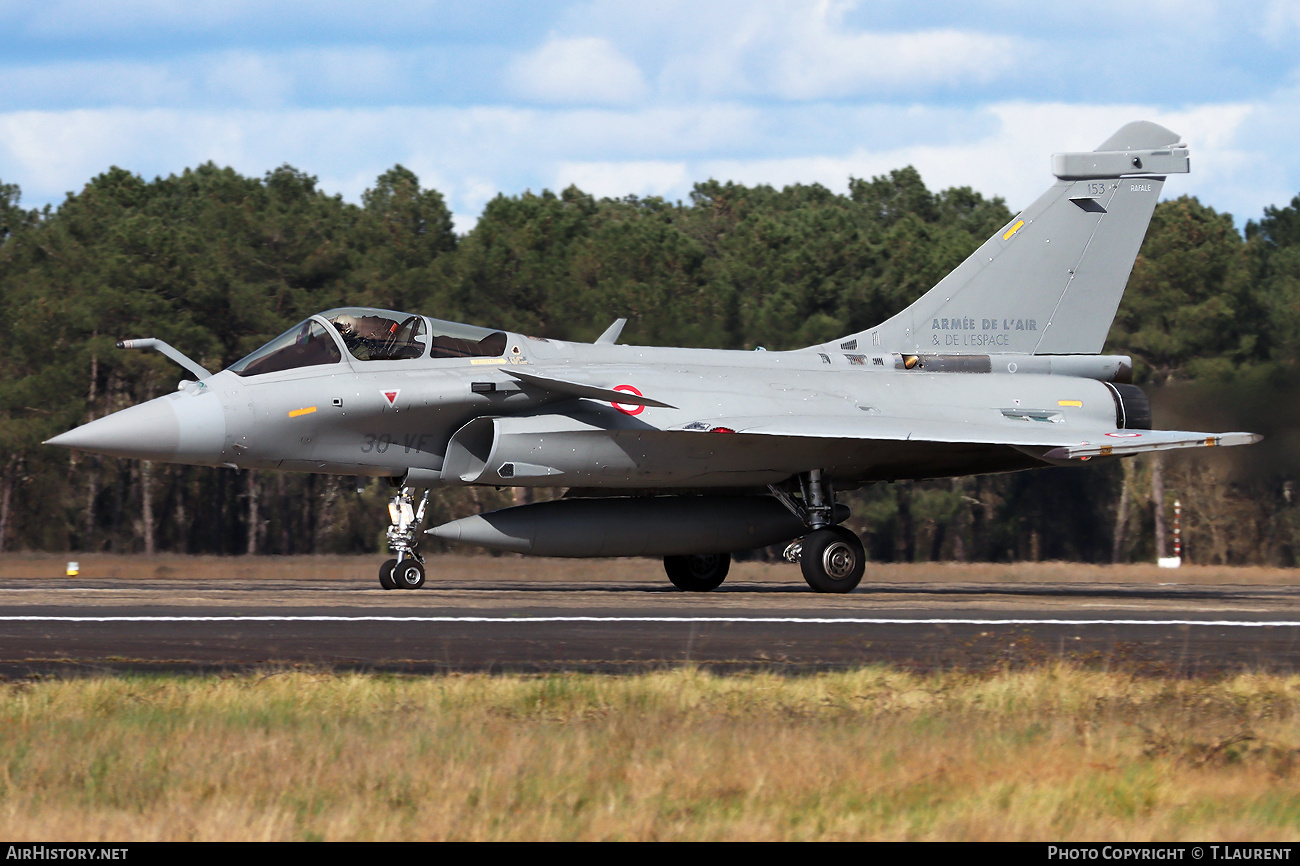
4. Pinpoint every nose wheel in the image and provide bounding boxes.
[379,486,430,590]
[392,559,426,589]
